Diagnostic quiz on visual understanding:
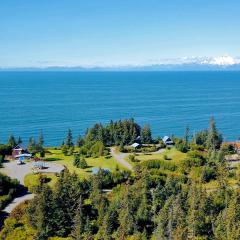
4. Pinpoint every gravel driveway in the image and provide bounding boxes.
[0,161,65,184]
[110,148,133,171]
[0,160,64,214]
